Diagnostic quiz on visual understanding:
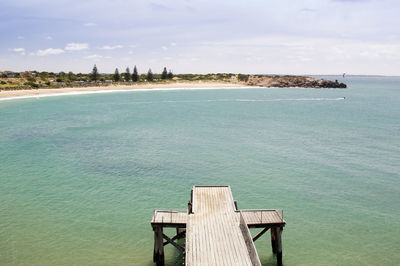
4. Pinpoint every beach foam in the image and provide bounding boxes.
[0,86,257,102]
